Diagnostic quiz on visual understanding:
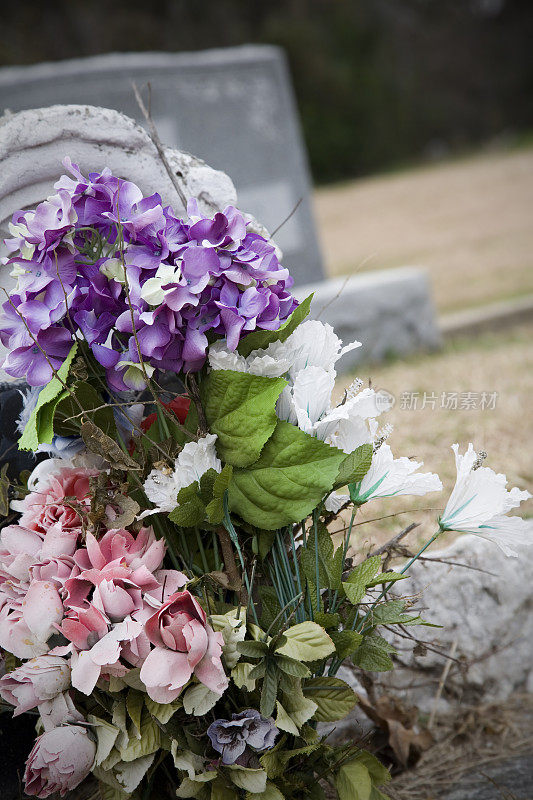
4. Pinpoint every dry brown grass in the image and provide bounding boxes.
[314,146,533,313]
[331,323,533,555]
